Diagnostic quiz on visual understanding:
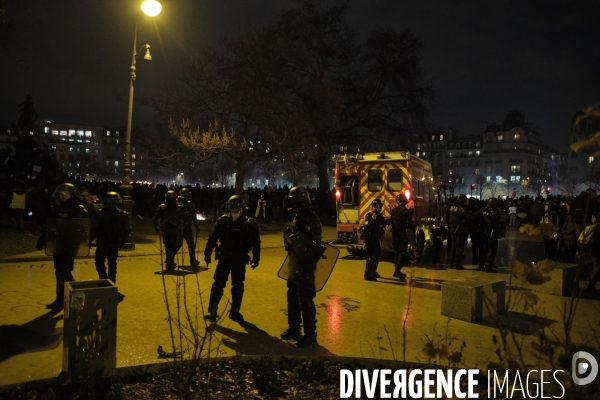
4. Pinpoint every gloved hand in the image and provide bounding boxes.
[204,254,211,265]
[251,259,259,269]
